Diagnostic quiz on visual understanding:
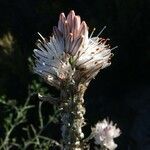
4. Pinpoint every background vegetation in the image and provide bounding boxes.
[0,0,150,149]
